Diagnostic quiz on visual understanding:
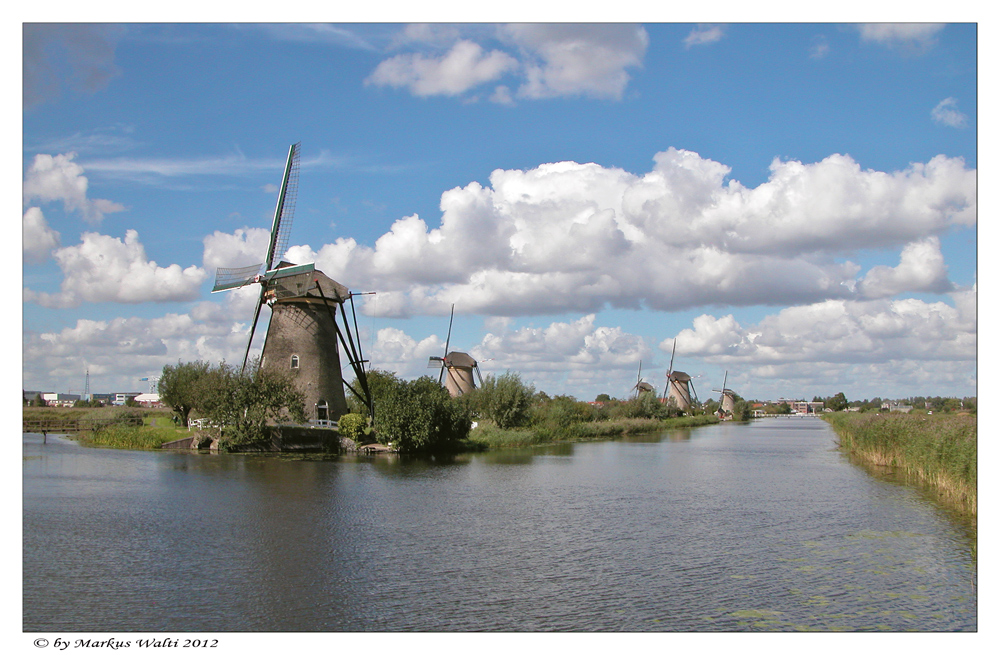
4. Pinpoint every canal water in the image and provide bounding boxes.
[23,419,976,632]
